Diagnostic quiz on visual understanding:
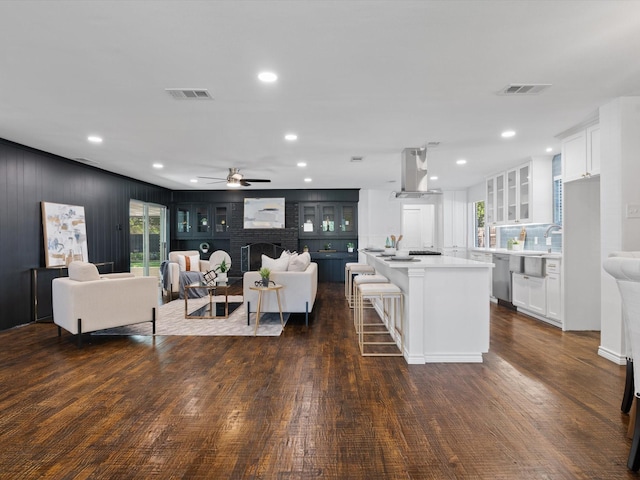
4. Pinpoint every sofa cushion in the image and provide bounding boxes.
[178,254,200,272]
[262,254,289,272]
[288,252,311,272]
[68,261,100,282]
